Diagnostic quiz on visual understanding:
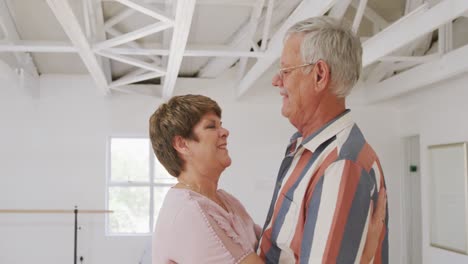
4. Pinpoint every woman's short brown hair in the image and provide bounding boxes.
[149,94,222,177]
